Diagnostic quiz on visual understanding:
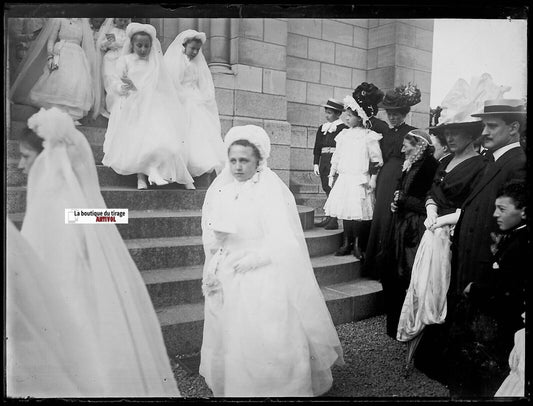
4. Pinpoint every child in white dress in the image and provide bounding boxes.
[97,18,130,117]
[10,18,99,123]
[103,23,194,190]
[324,95,383,257]
[164,29,226,177]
